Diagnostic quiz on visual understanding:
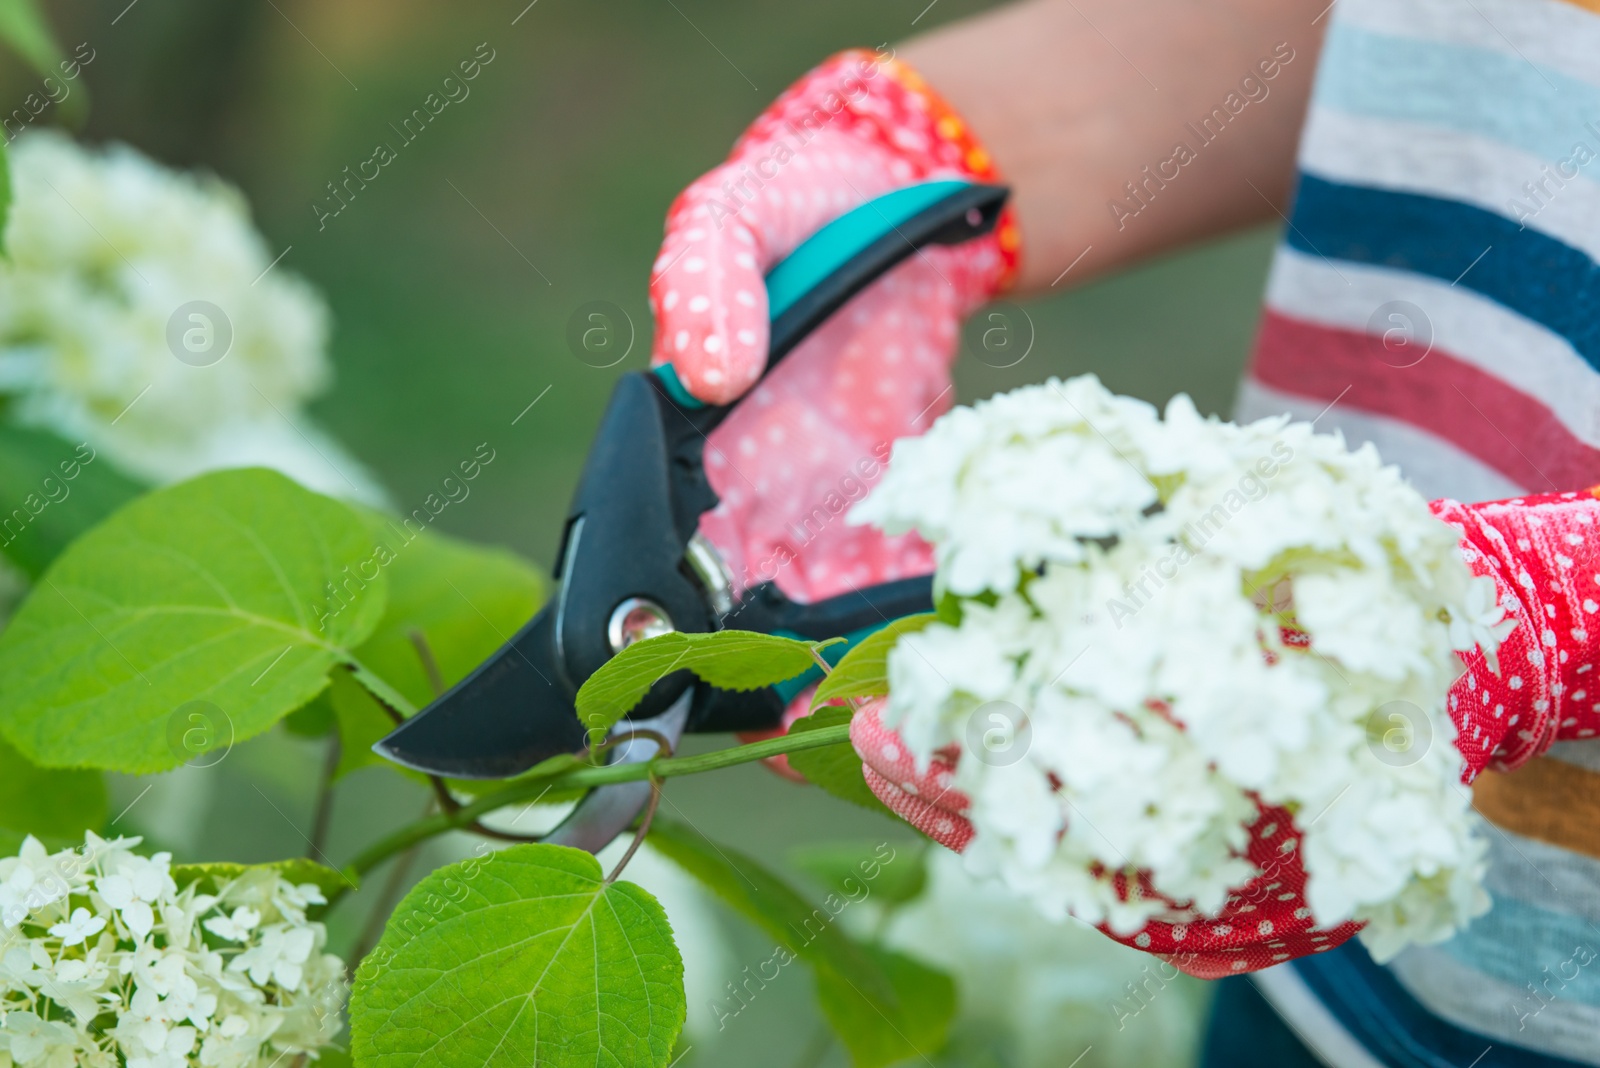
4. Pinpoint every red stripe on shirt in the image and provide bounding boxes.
[1249,310,1600,493]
